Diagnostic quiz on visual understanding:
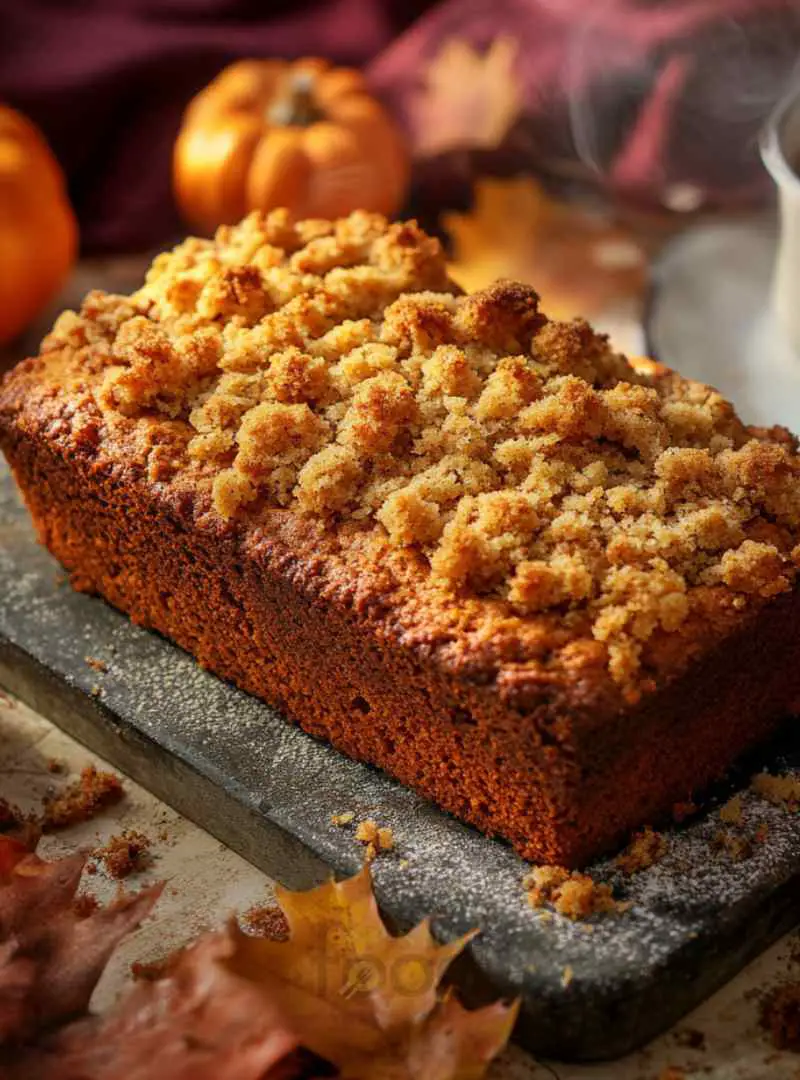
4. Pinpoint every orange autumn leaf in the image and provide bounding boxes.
[444,176,648,320]
[226,866,519,1079]
[413,37,522,157]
